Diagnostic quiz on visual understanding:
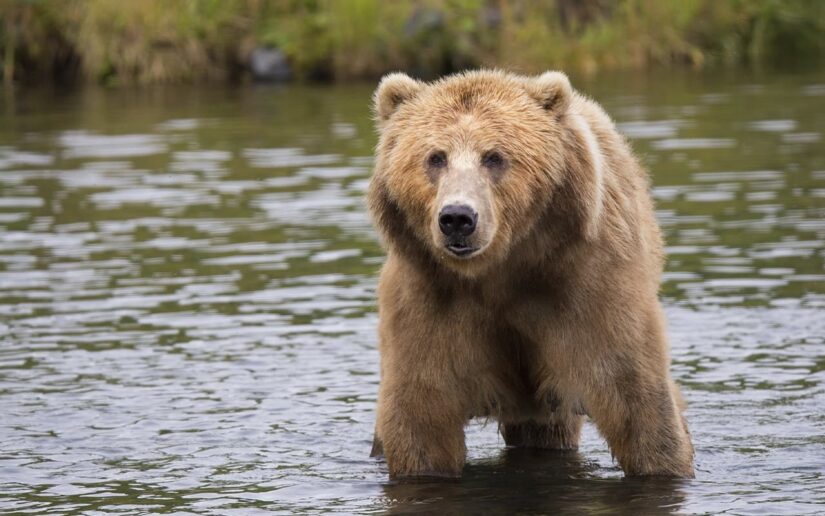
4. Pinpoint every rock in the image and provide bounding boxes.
[249,47,291,82]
